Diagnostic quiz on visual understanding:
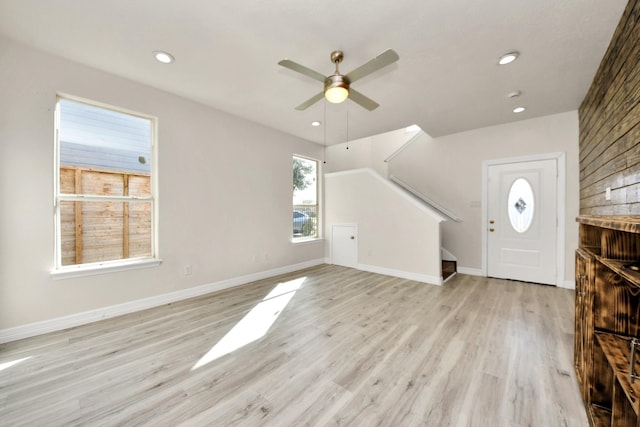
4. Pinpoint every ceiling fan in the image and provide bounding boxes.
[278,49,399,111]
